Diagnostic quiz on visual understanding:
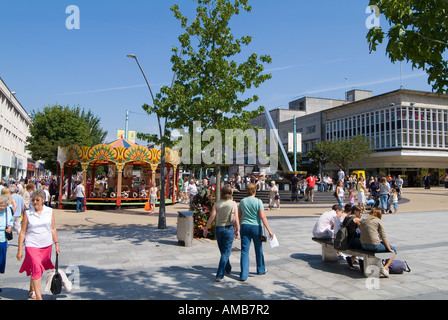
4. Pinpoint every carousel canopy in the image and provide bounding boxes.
[57,138,180,170]
[108,138,138,148]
